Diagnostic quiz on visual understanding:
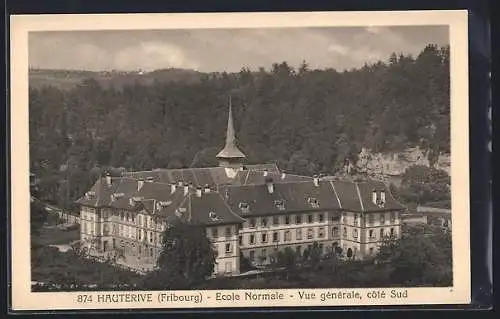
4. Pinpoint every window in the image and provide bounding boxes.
[284,231,291,242]
[225,262,232,273]
[250,234,255,245]
[127,213,130,222]
[139,215,143,226]
[120,212,124,221]
[308,197,320,208]
[390,228,395,237]
[369,229,374,239]
[319,243,324,253]
[307,214,313,223]
[367,214,374,225]
[149,232,153,243]
[331,215,341,222]
[272,232,279,242]
[318,227,325,238]
[343,227,347,238]
[285,216,290,225]
[390,212,396,223]
[261,233,268,243]
[150,248,153,257]
[380,214,386,224]
[318,214,324,222]
[380,228,384,238]
[261,218,268,227]
[369,247,374,255]
[353,228,358,239]
[273,216,279,225]
[332,227,339,237]
[239,202,250,213]
[249,251,255,261]
[307,228,313,239]
[354,214,359,226]
[261,249,267,258]
[213,244,219,257]
[249,218,256,228]
[295,215,302,224]
[239,235,242,245]
[225,243,232,253]
[139,245,142,254]
[274,200,285,210]
[225,227,231,238]
[296,229,302,240]
[296,246,302,254]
